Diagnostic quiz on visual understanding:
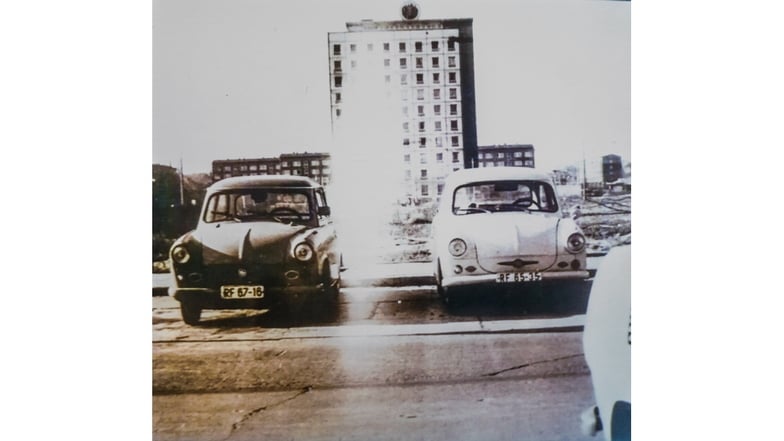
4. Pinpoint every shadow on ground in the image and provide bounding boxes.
[441,281,592,319]
[191,304,341,329]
